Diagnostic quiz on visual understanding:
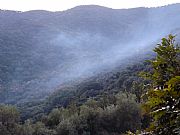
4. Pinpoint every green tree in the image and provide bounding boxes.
[143,34,180,134]
[46,108,63,128]
[0,104,20,135]
[99,93,141,134]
